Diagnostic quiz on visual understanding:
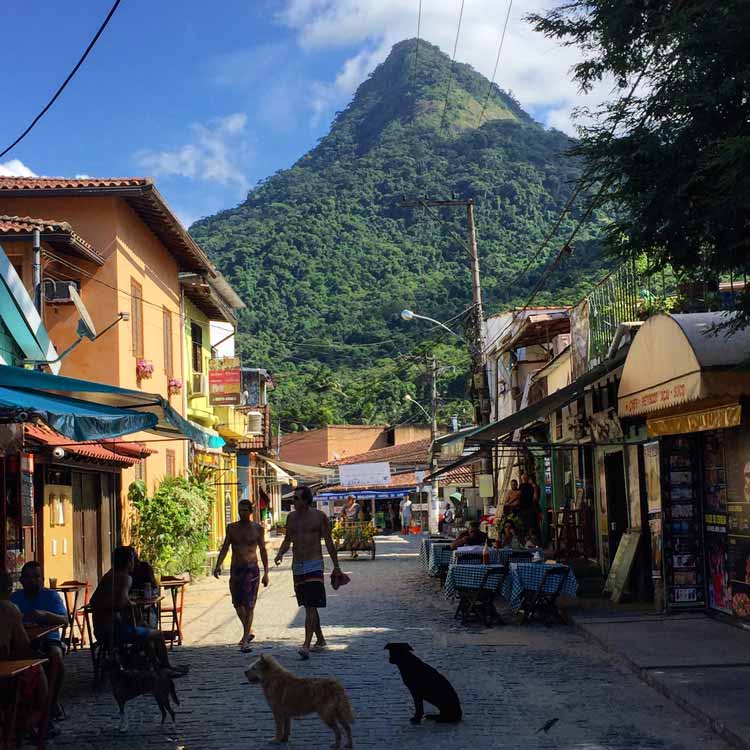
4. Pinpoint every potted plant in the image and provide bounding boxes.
[136,359,154,380]
[168,377,182,396]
